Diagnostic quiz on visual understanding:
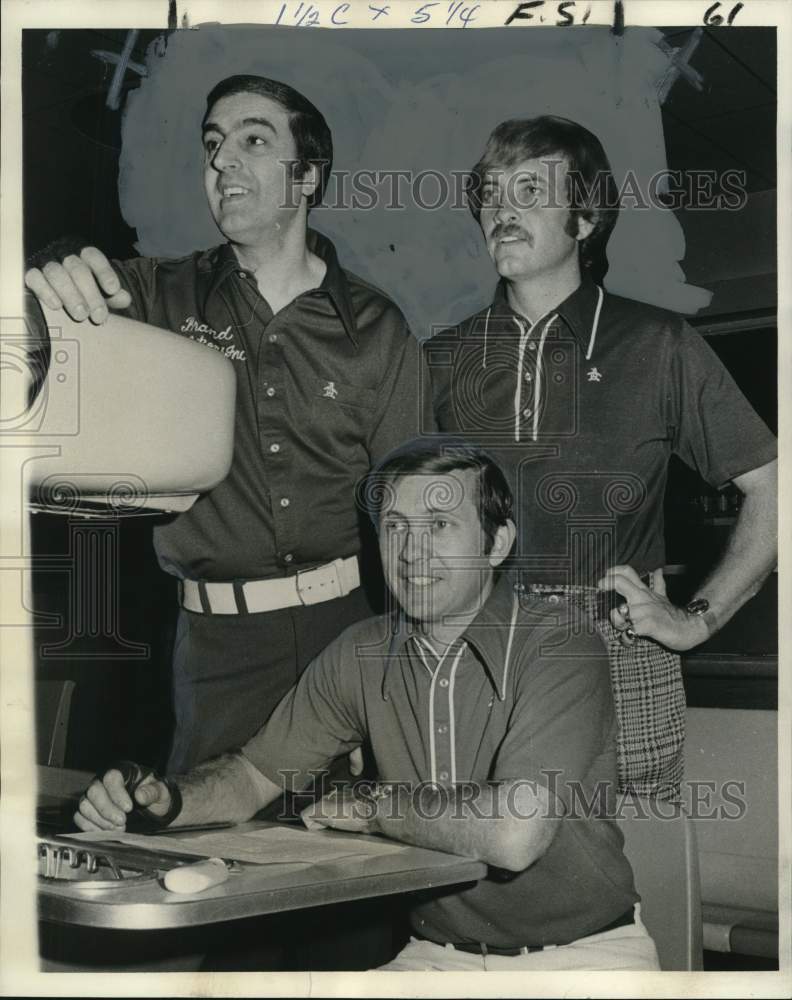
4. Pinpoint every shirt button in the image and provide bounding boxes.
[437,724,448,735]
[268,334,278,344]
[524,371,533,382]
[284,553,294,563]
[523,408,532,417]
[270,443,280,453]
[438,771,450,781]
[238,271,247,279]
[280,497,290,508]
[266,387,276,397]
[439,678,449,688]
[528,342,537,351]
